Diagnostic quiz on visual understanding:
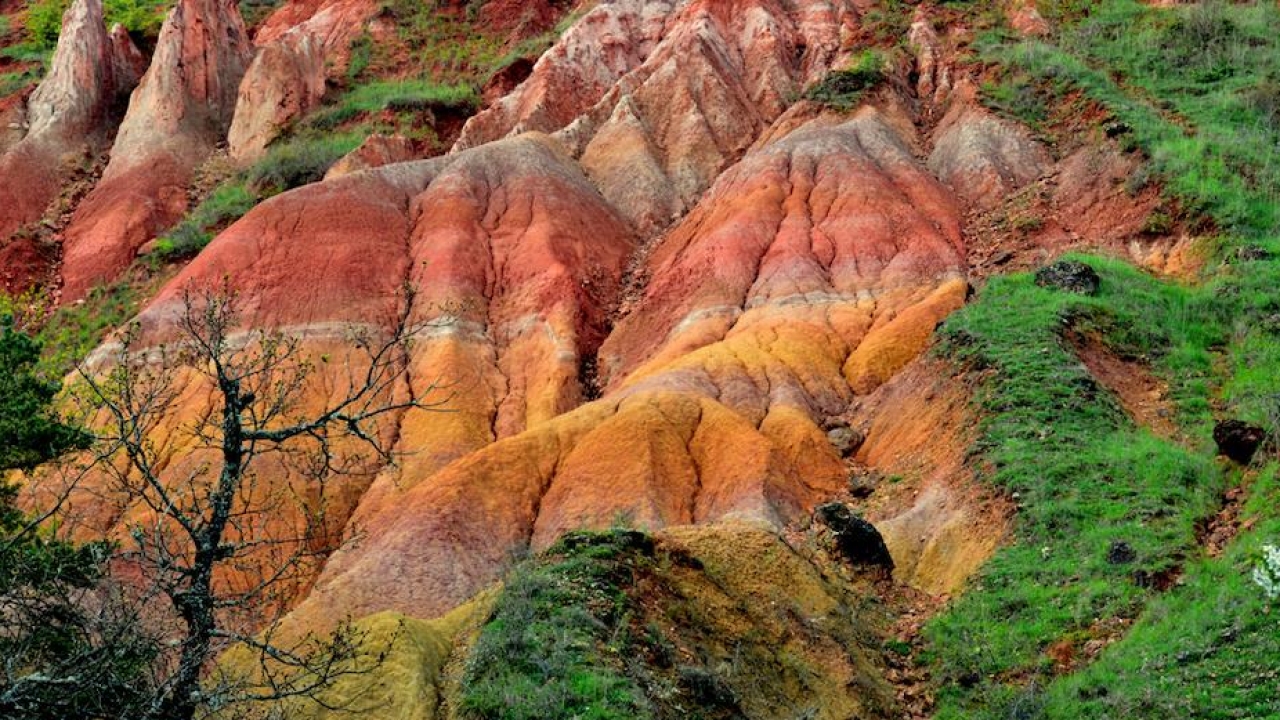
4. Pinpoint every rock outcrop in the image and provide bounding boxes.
[0,0,143,291]
[457,0,859,234]
[323,133,416,179]
[227,31,326,162]
[254,0,378,73]
[928,85,1050,211]
[59,0,252,301]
